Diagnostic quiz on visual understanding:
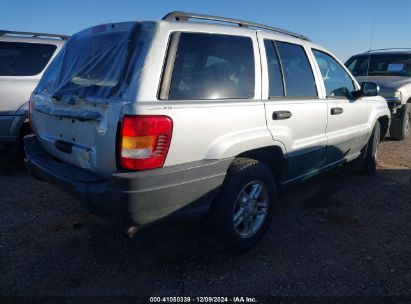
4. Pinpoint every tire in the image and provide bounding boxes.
[9,123,31,160]
[390,104,411,140]
[207,158,277,253]
[362,120,381,174]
